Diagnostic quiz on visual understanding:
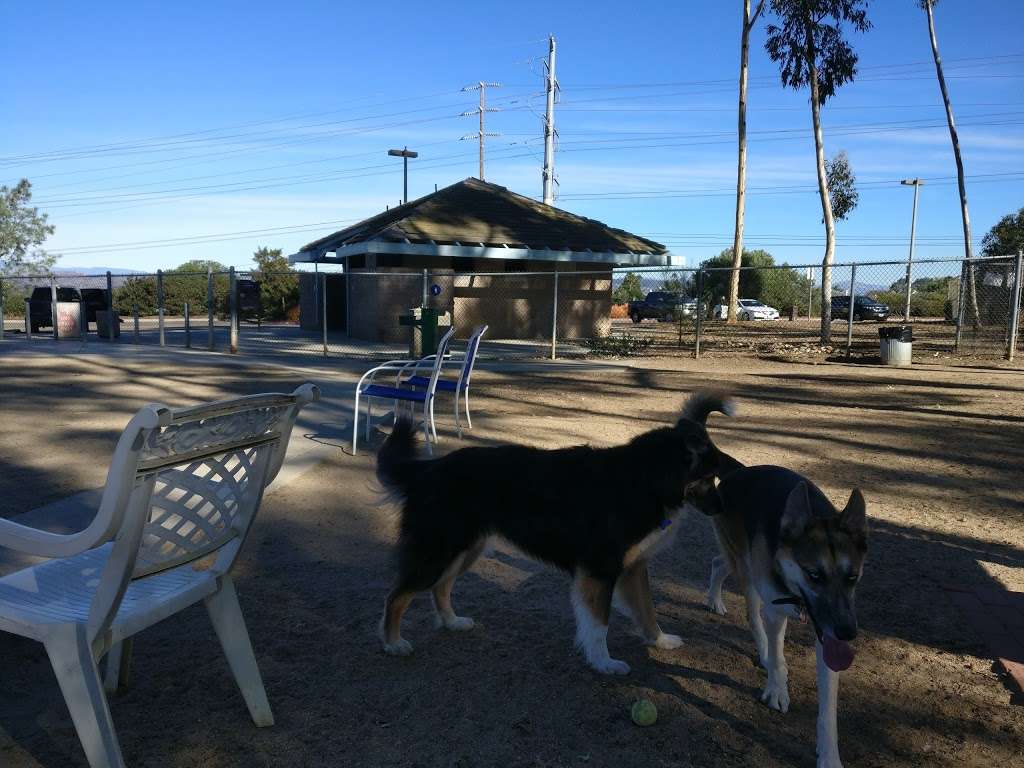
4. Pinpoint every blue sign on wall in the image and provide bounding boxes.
[430,284,442,296]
